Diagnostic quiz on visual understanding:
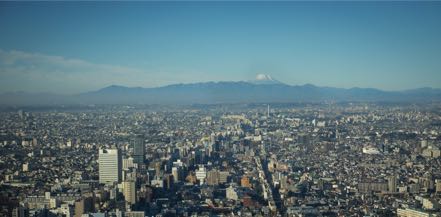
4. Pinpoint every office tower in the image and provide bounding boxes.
[226,185,238,201]
[154,161,162,177]
[397,208,433,217]
[262,183,268,200]
[172,167,179,182]
[421,140,428,148]
[280,174,288,190]
[12,206,28,217]
[195,166,207,185]
[206,170,229,185]
[138,185,153,203]
[164,174,173,189]
[433,149,441,158]
[210,133,216,146]
[45,192,51,200]
[123,157,134,170]
[219,171,229,184]
[388,175,397,192]
[436,179,441,192]
[131,137,145,165]
[206,170,219,186]
[195,149,205,164]
[122,180,136,205]
[409,183,420,193]
[241,176,251,188]
[206,143,213,157]
[74,196,94,217]
[173,159,183,167]
[358,182,388,193]
[22,163,29,172]
[99,149,122,185]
